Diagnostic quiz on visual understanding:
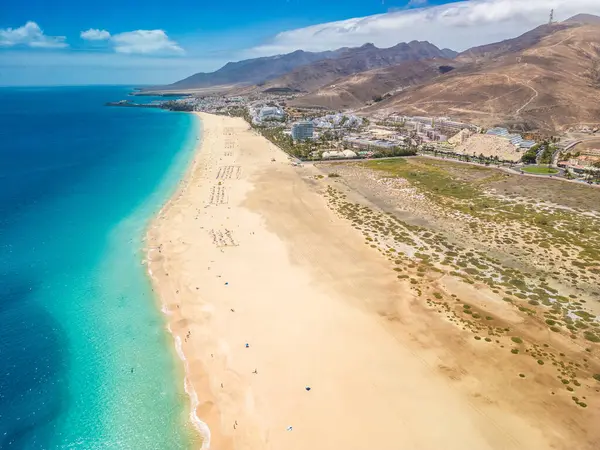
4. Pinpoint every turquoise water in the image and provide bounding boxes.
[0,86,199,448]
